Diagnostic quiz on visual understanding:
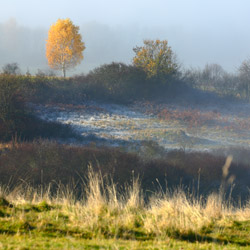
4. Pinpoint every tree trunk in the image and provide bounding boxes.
[62,63,66,78]
[62,67,66,78]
